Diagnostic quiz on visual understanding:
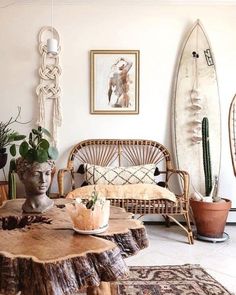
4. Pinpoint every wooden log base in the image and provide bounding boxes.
[0,199,148,295]
[87,282,111,295]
